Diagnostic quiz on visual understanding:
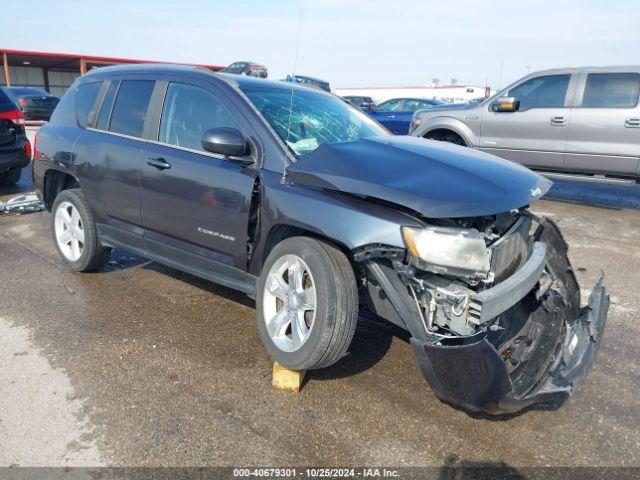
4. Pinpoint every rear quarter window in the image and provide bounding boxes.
[108,80,155,138]
[75,82,102,128]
